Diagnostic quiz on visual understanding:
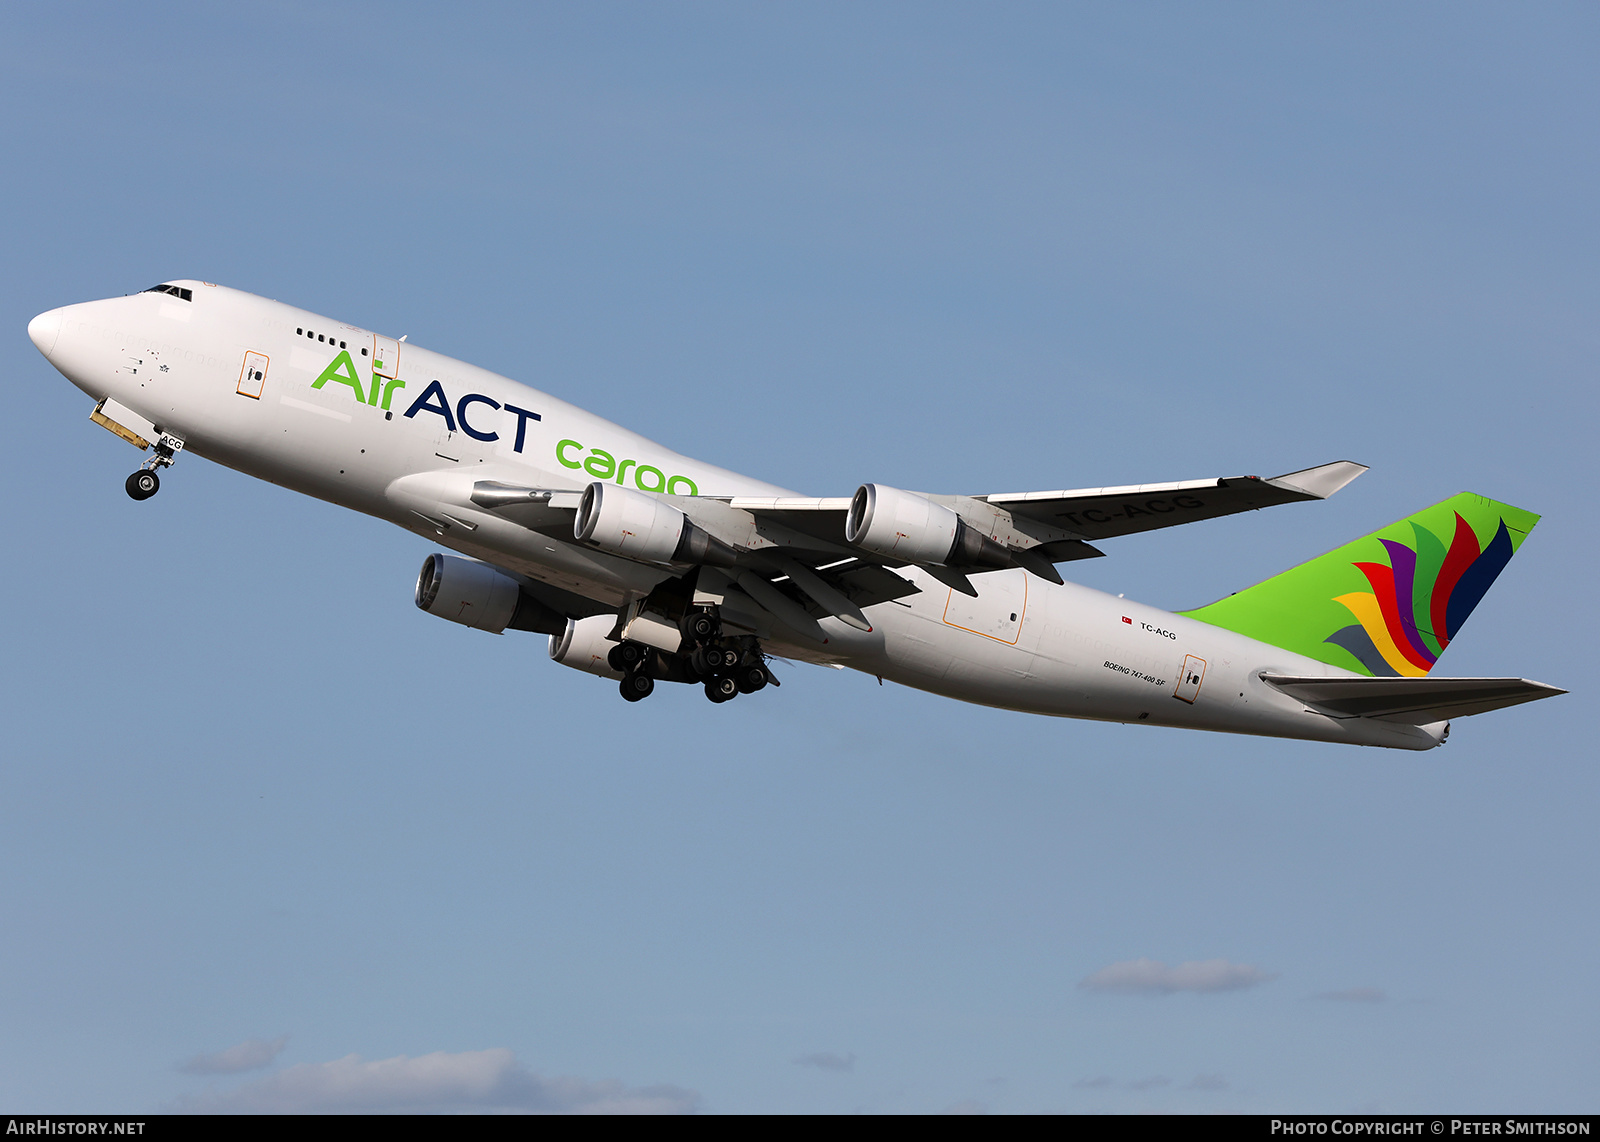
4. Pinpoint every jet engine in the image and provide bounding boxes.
[414,553,565,634]
[844,484,1009,568]
[574,482,738,566]
[548,615,625,679]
